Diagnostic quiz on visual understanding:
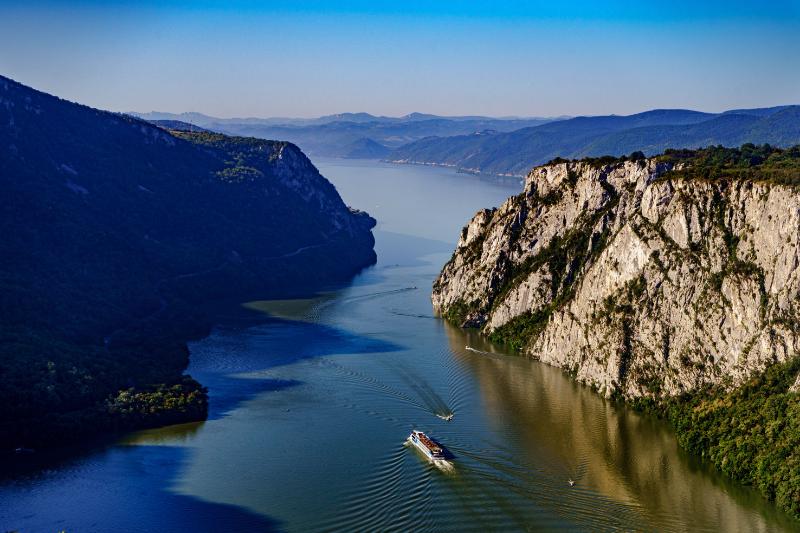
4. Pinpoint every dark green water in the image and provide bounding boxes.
[1,159,796,532]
